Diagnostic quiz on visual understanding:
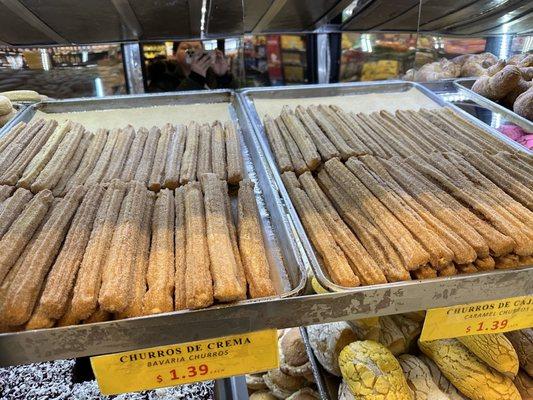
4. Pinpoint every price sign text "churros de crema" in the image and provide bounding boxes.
[90,329,279,395]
